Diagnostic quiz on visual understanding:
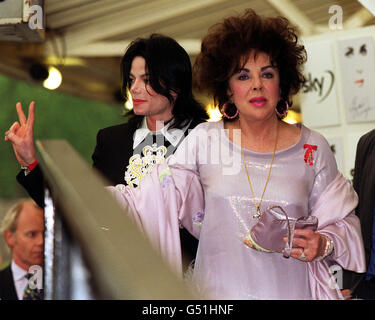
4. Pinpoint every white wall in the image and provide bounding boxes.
[300,25,375,179]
